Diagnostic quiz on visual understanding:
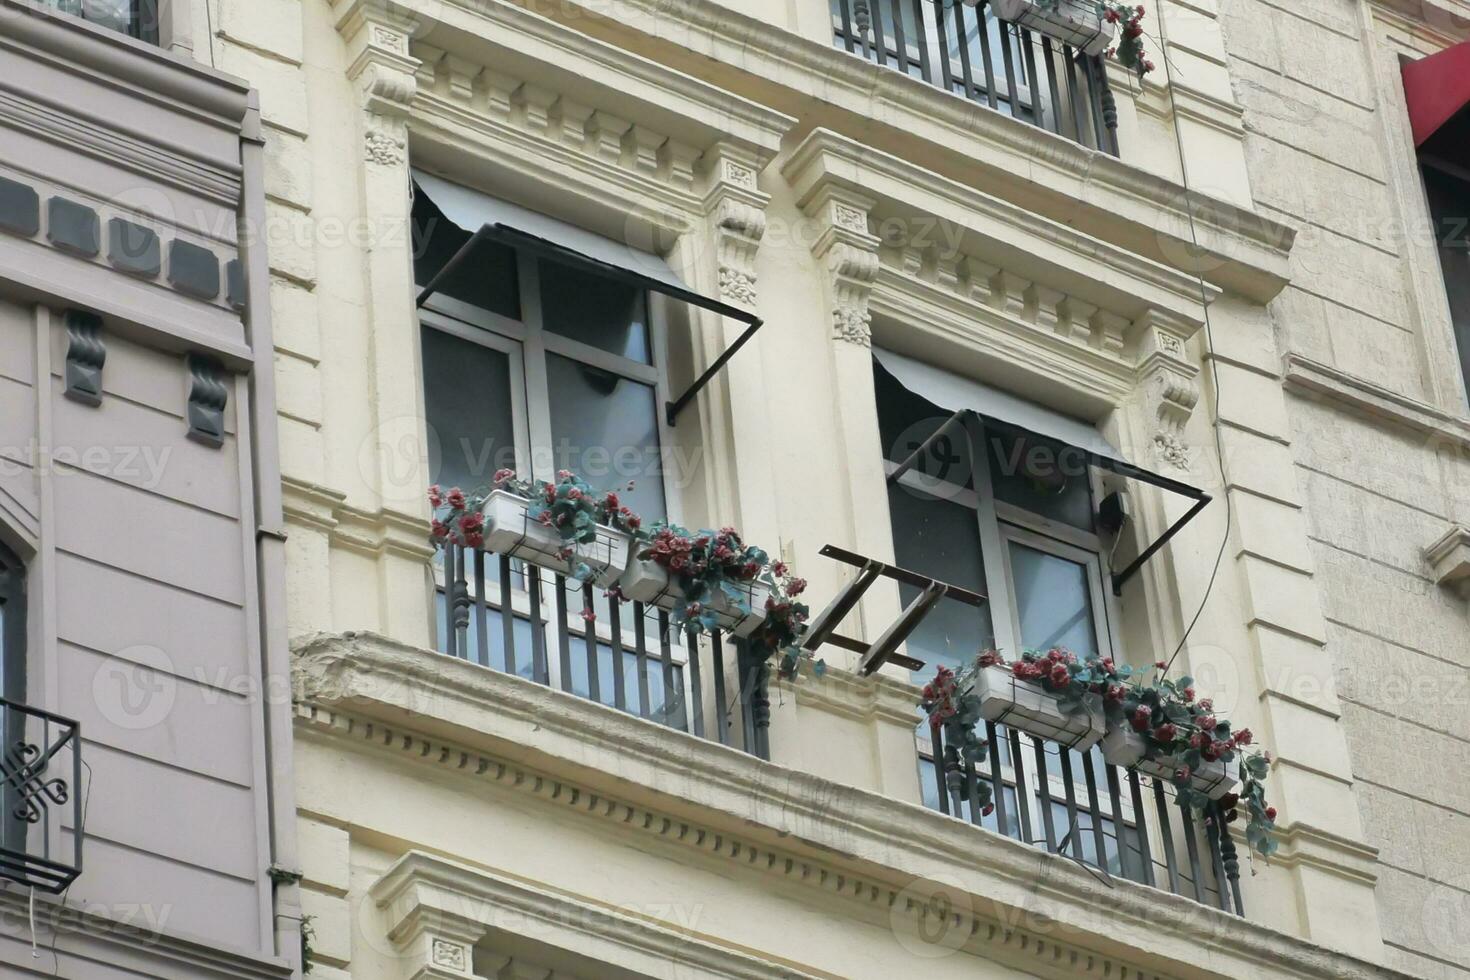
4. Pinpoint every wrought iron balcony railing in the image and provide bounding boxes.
[925,717,1245,914]
[831,0,1119,155]
[437,542,773,759]
[43,0,160,44]
[0,698,82,894]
